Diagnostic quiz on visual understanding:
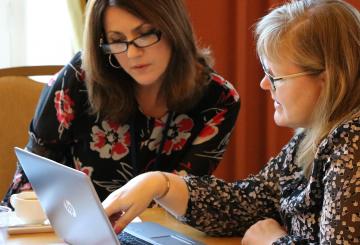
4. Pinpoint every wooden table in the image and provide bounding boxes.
[7,208,242,244]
